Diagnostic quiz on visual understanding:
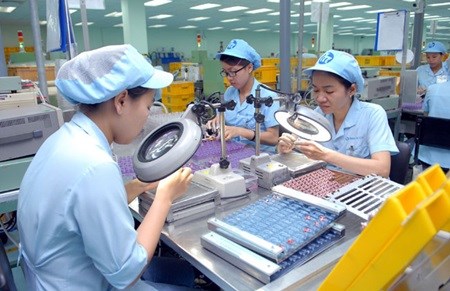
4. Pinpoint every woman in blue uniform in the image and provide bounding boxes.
[17,45,196,290]
[207,39,280,152]
[416,41,448,96]
[278,50,398,177]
